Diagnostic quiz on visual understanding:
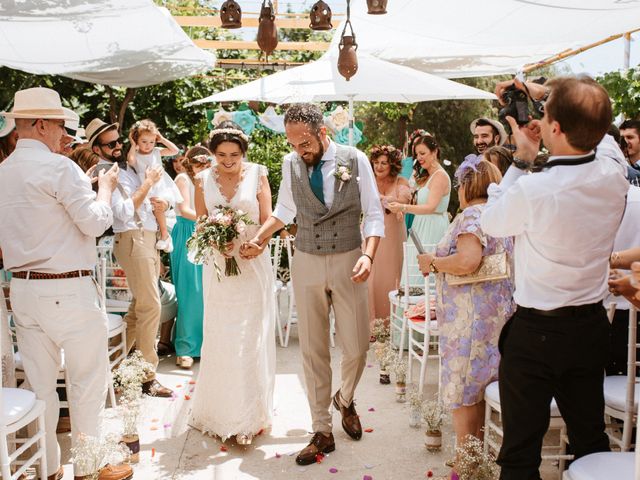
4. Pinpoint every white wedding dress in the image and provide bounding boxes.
[189,162,276,440]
